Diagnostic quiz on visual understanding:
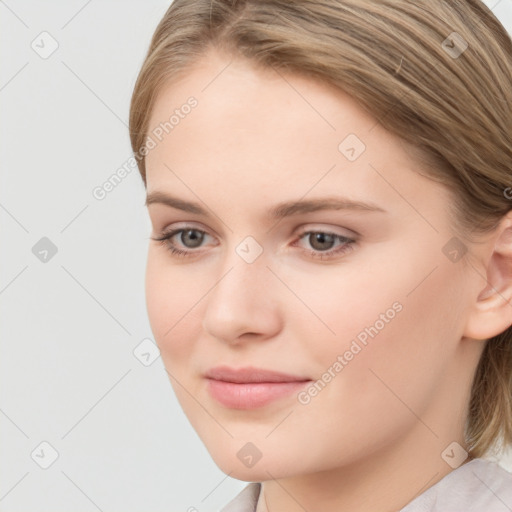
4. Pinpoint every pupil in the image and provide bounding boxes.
[311,233,334,251]
[183,230,203,248]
